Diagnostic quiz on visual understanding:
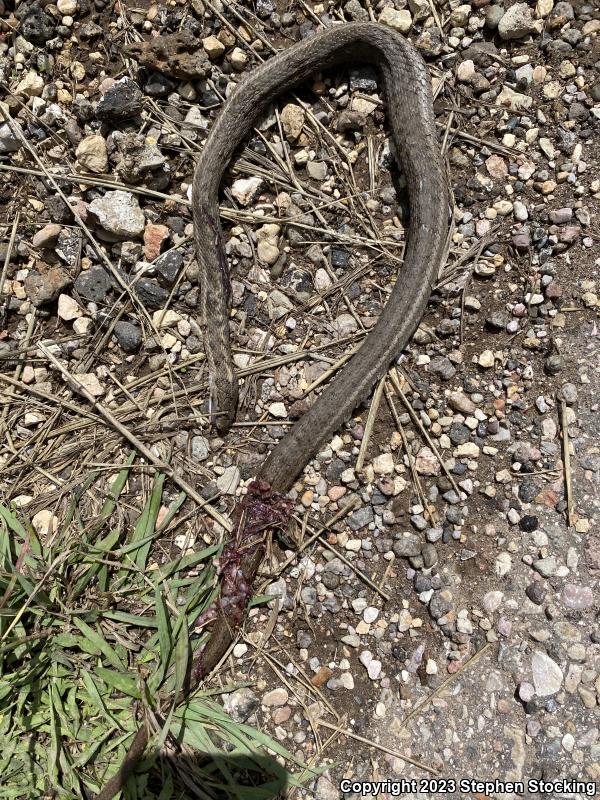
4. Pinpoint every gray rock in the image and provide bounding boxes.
[24,267,71,306]
[113,321,141,352]
[482,590,503,614]
[515,64,534,86]
[585,537,600,571]
[325,459,346,482]
[410,514,428,531]
[415,26,443,57]
[486,311,508,331]
[526,582,546,605]
[155,250,183,285]
[134,278,169,310]
[549,208,573,225]
[96,77,143,122]
[56,229,82,268]
[393,535,421,558]
[296,629,312,648]
[322,571,339,590]
[337,109,367,134]
[75,267,113,303]
[560,382,577,405]
[223,688,258,723]
[255,0,275,17]
[581,454,600,472]
[216,466,240,495]
[549,1,574,27]
[344,0,369,20]
[331,248,349,268]
[445,506,463,525]
[144,73,176,97]
[532,556,557,578]
[79,20,103,39]
[443,489,461,505]
[348,505,374,531]
[545,354,564,375]
[46,194,75,224]
[557,128,577,155]
[18,5,55,45]
[518,681,535,702]
[124,143,167,177]
[0,119,24,153]
[513,200,529,221]
[300,586,317,605]
[421,543,438,568]
[568,102,589,123]
[429,590,453,620]
[89,190,145,239]
[315,776,339,800]
[332,313,357,336]
[429,355,456,380]
[349,66,378,92]
[485,4,505,29]
[531,650,563,696]
[498,2,535,39]
[307,161,327,181]
[426,527,443,543]
[513,231,531,250]
[450,423,471,446]
[519,481,539,503]
[124,29,211,80]
[191,435,210,462]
